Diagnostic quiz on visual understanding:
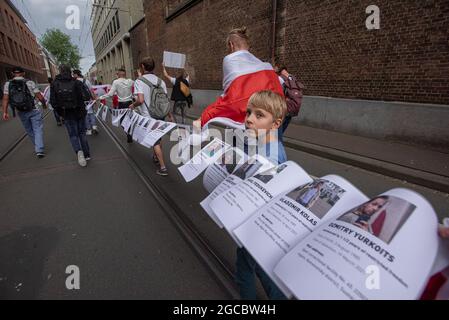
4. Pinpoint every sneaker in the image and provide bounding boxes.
[85,157,91,161]
[156,168,168,176]
[36,152,46,159]
[92,126,99,135]
[86,130,93,136]
[56,122,62,127]
[153,155,160,165]
[77,151,87,167]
